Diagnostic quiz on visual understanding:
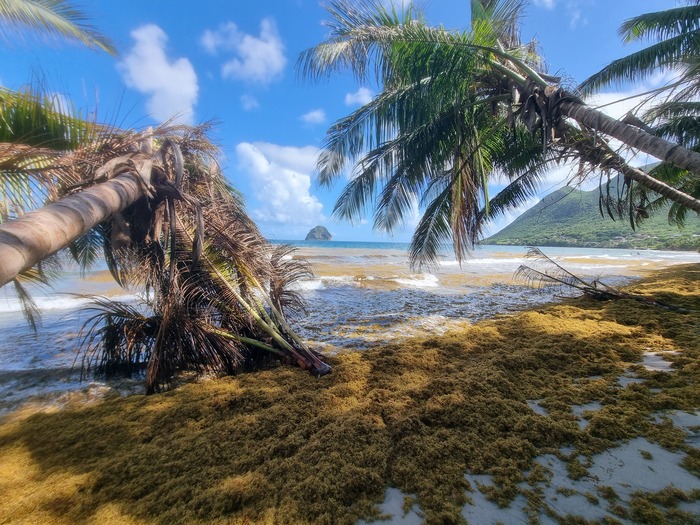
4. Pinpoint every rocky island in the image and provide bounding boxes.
[305,225,332,241]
